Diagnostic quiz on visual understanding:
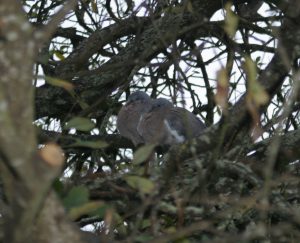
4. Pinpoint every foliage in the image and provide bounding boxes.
[0,0,300,242]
